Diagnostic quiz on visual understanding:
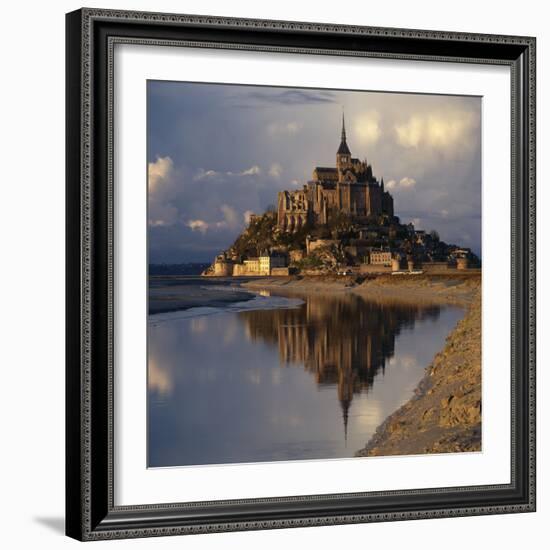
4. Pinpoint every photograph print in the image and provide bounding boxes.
[147,81,482,468]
